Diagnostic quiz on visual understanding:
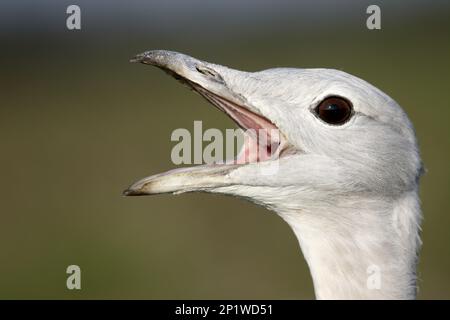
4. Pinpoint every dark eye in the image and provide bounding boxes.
[315,96,353,125]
